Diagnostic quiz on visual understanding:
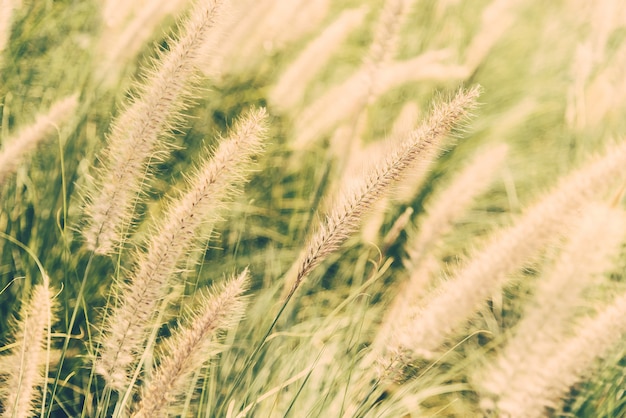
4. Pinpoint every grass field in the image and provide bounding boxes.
[1,0,626,417]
